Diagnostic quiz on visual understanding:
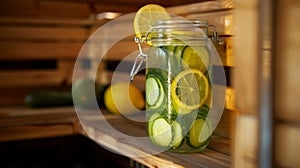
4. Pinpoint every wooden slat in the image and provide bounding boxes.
[0,113,76,127]
[0,70,67,88]
[93,0,209,9]
[233,0,259,114]
[275,0,300,123]
[36,1,90,18]
[0,106,79,141]
[0,124,76,142]
[276,123,300,167]
[103,40,141,61]
[0,0,36,18]
[233,114,258,168]
[167,0,234,16]
[93,3,138,13]
[0,0,90,18]
[186,10,234,35]
[0,106,76,126]
[162,147,231,168]
[0,88,31,106]
[0,41,82,60]
[0,17,108,27]
[0,106,75,117]
[0,26,88,41]
[88,21,134,41]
